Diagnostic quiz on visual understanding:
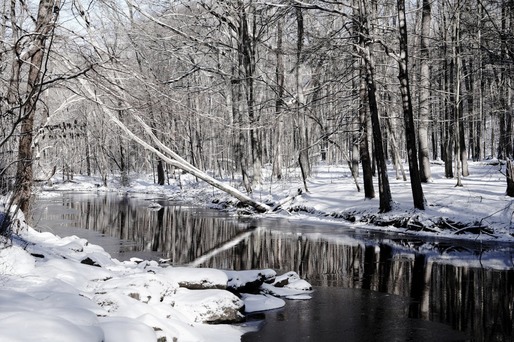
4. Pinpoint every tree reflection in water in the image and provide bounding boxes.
[34,193,513,341]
